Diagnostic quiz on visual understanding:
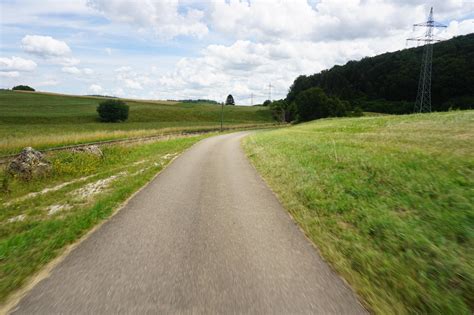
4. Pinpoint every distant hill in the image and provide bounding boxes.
[287,33,474,114]
[175,99,220,104]
[0,90,274,154]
